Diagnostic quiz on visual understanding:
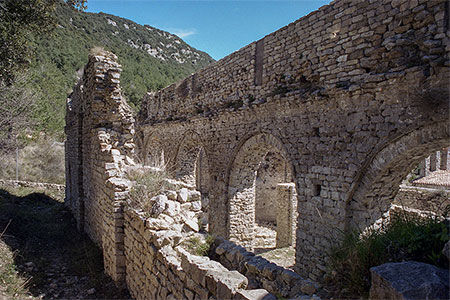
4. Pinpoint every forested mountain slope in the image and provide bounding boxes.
[29,2,214,134]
